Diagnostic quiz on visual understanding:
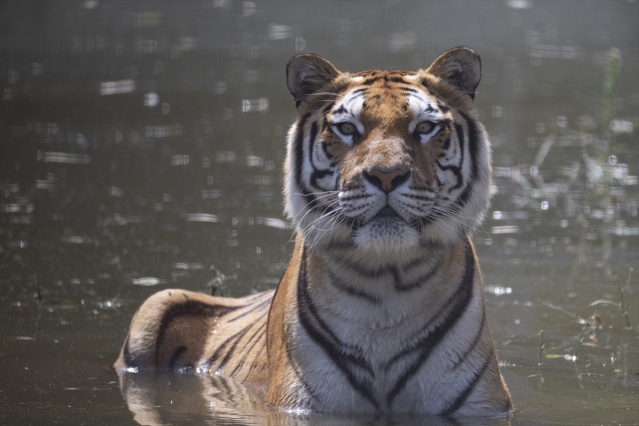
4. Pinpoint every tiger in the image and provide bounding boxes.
[115,46,512,417]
